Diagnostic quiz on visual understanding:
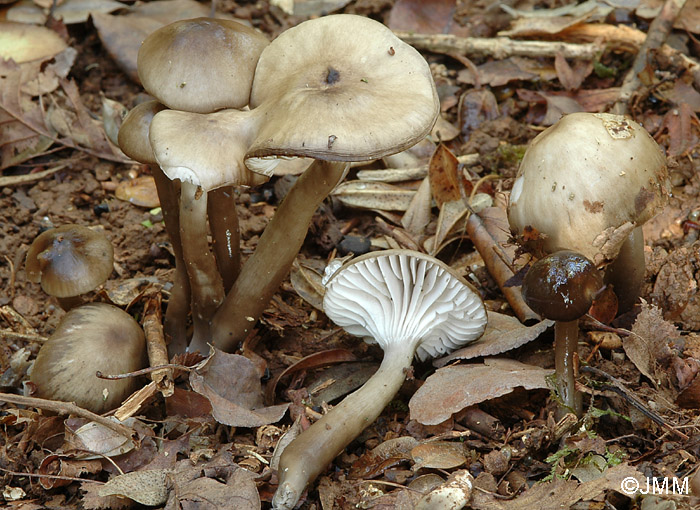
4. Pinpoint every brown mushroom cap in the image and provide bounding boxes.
[117,100,167,165]
[25,225,114,298]
[30,303,147,413]
[521,250,604,322]
[245,14,439,173]
[508,112,670,264]
[137,18,269,113]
